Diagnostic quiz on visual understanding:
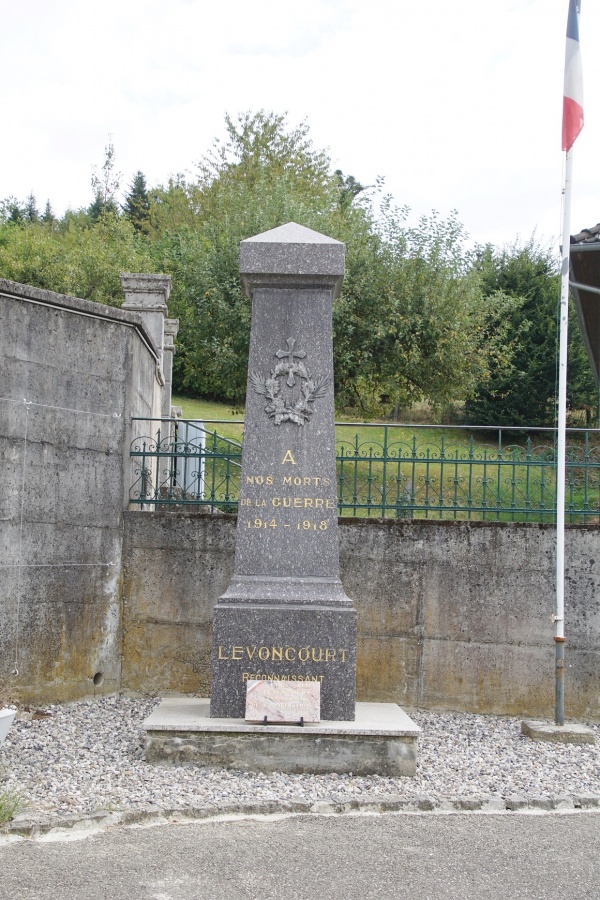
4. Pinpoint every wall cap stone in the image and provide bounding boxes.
[0,278,159,359]
[120,273,172,309]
